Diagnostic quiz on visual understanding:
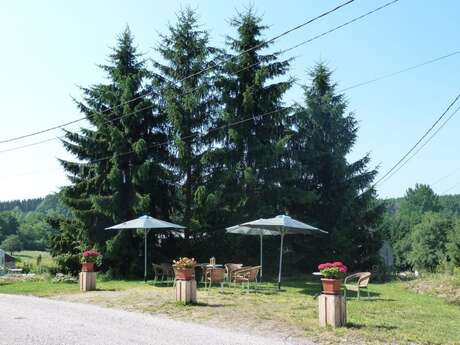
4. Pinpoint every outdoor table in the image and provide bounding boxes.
[196,264,224,282]
[312,272,323,299]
